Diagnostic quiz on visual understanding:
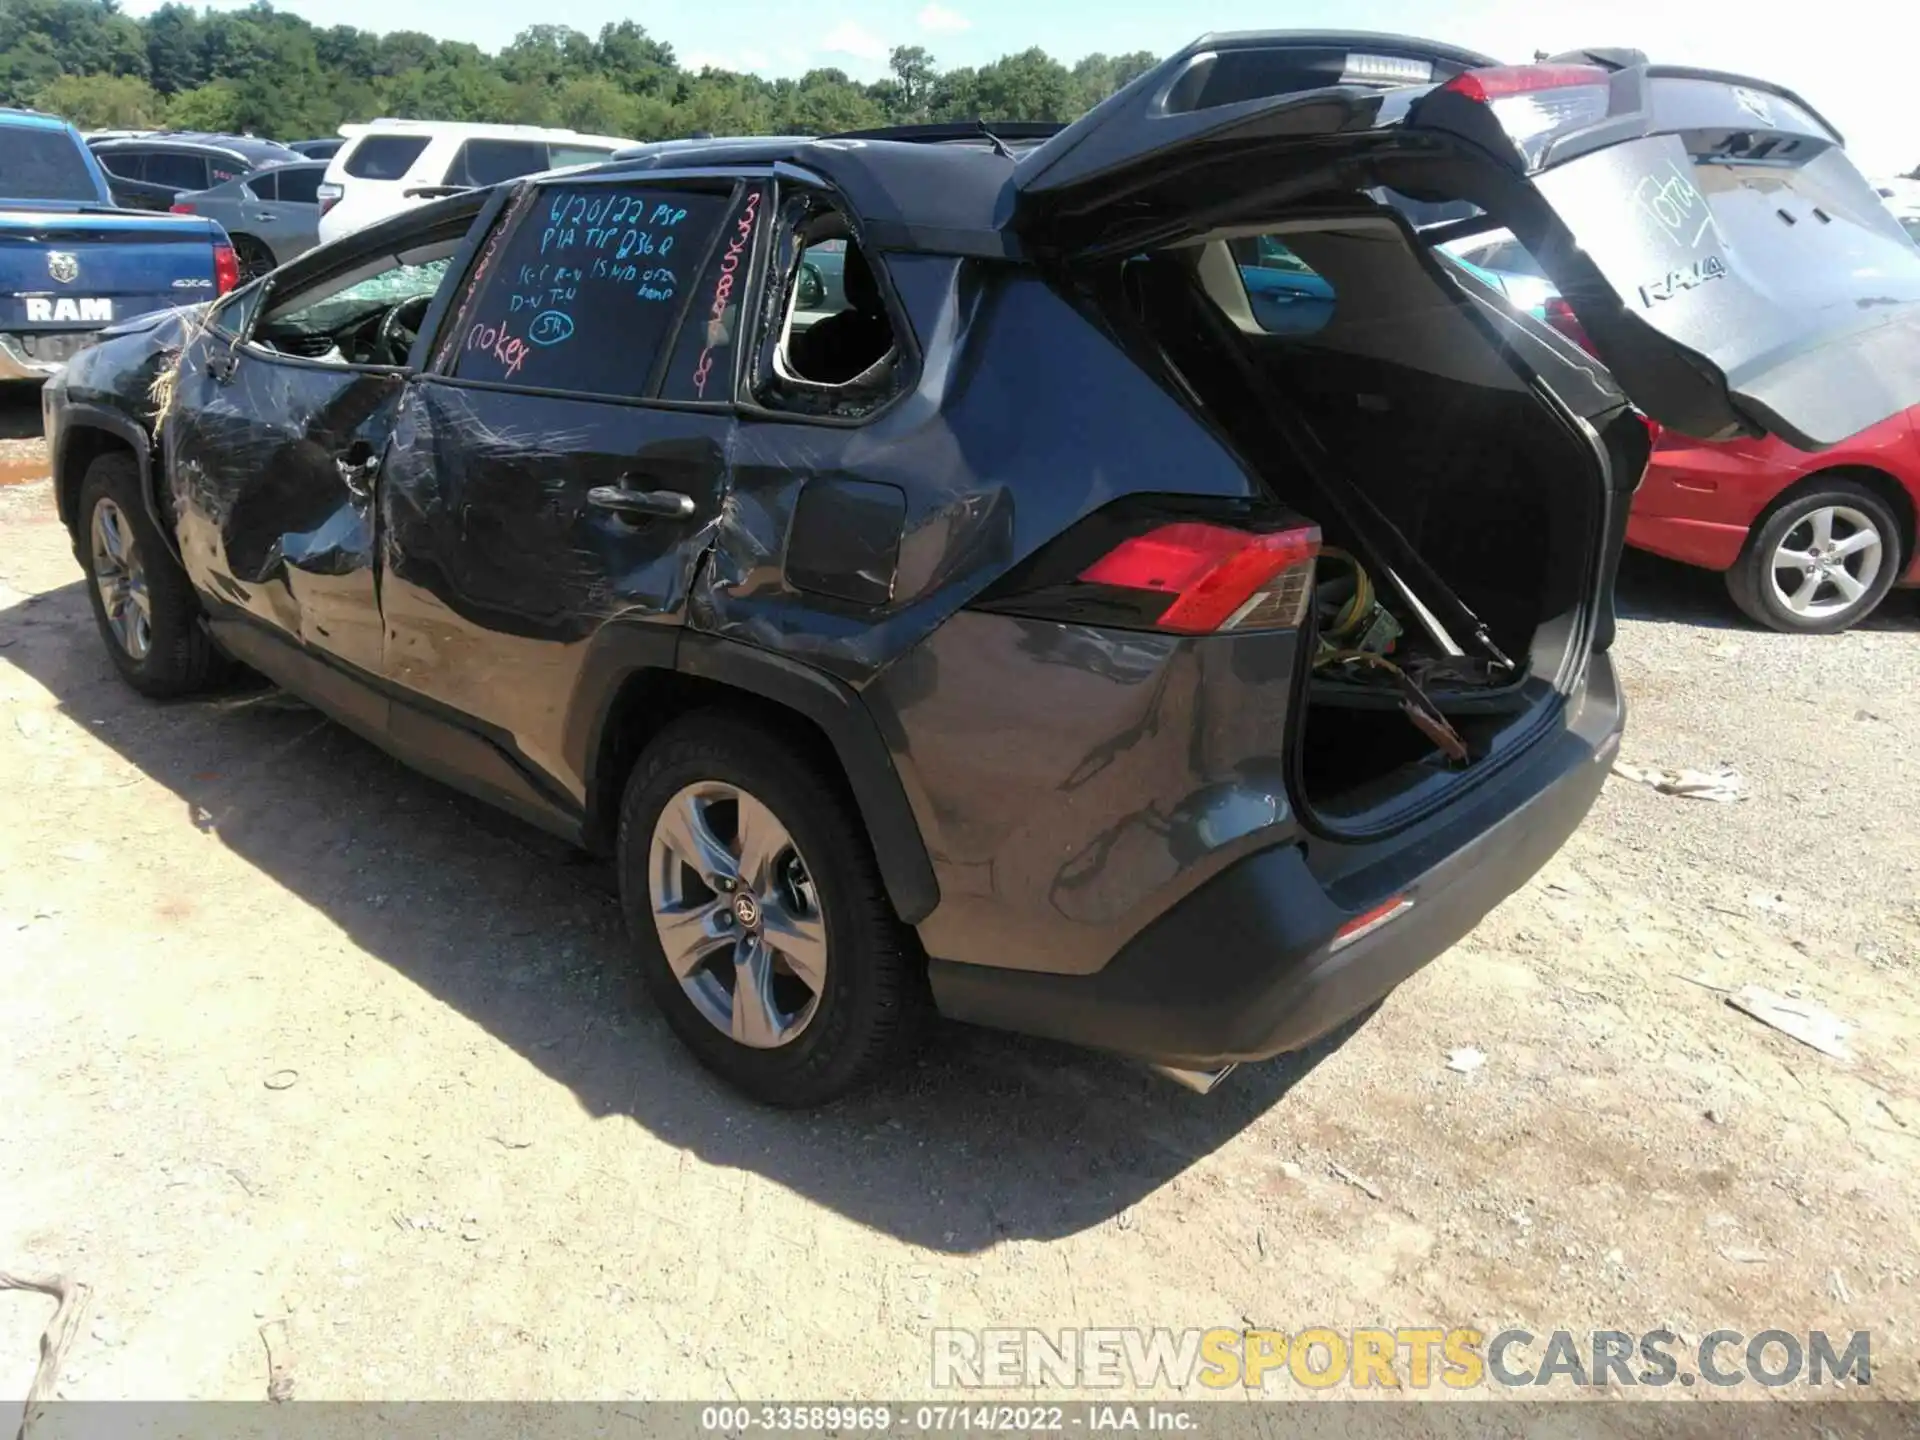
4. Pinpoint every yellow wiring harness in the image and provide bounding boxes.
[1311,547,1469,762]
